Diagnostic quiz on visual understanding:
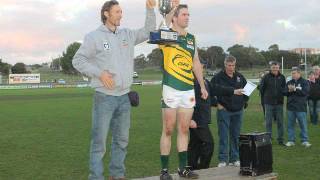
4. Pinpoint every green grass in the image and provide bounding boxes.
[0,87,320,179]
[36,67,84,83]
[135,68,162,81]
